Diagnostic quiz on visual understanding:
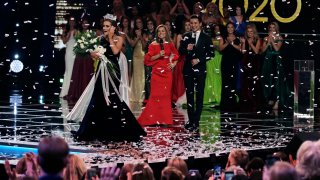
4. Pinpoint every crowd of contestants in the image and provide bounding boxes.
[5,136,320,180]
[60,0,291,122]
